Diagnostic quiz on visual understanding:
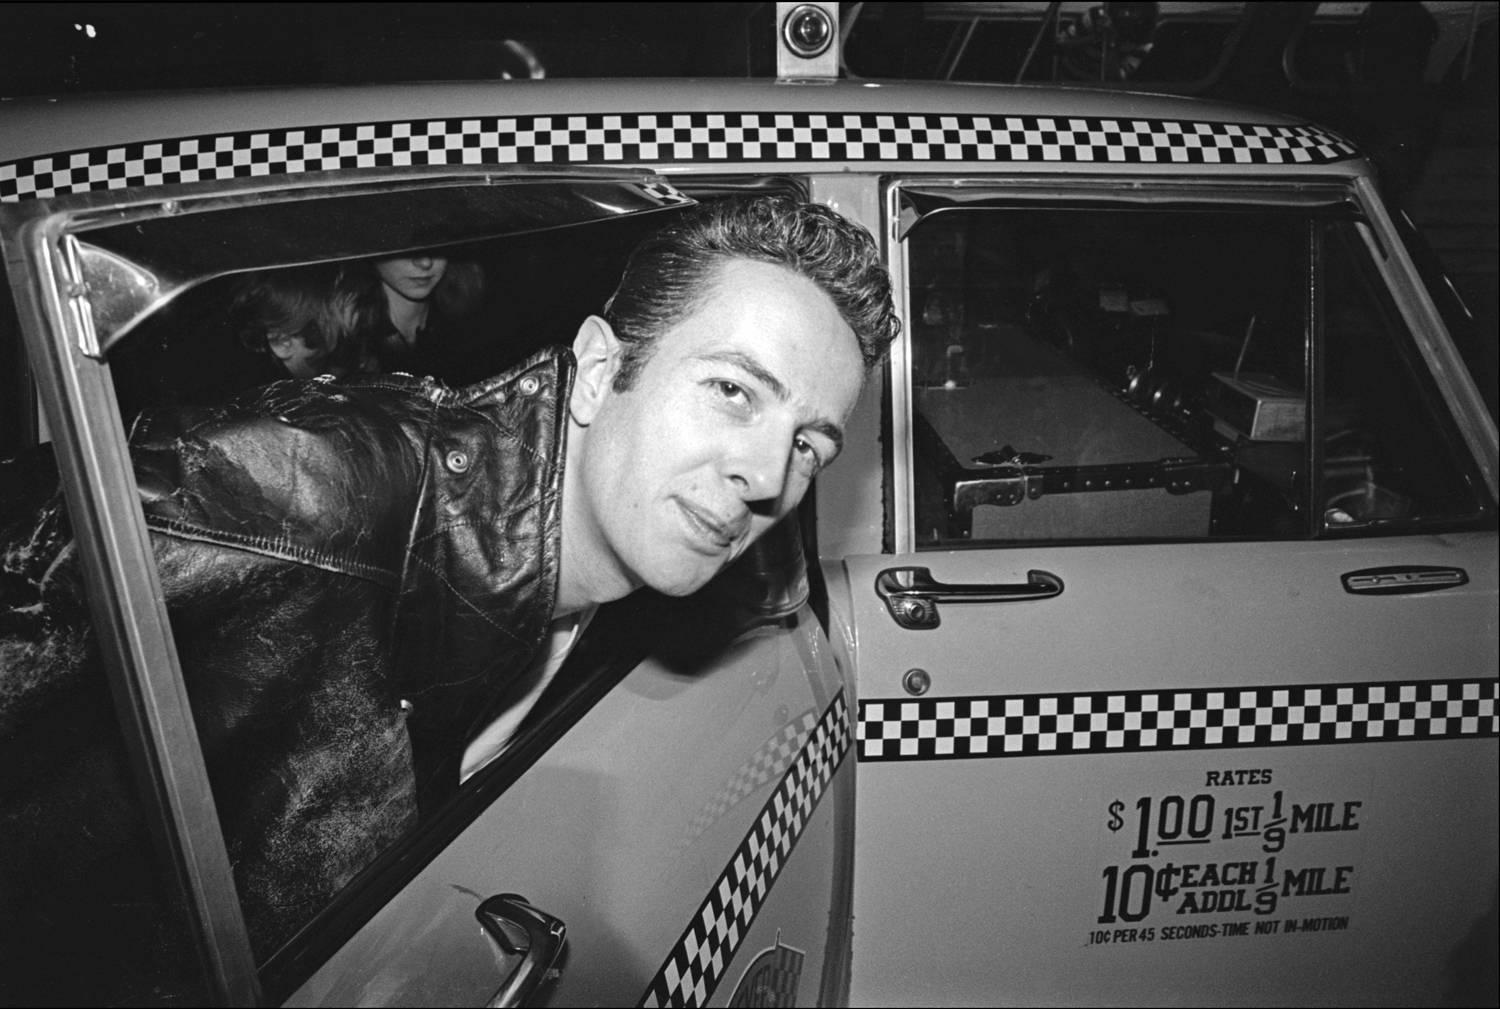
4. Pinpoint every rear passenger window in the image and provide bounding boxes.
[900,197,1491,547]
